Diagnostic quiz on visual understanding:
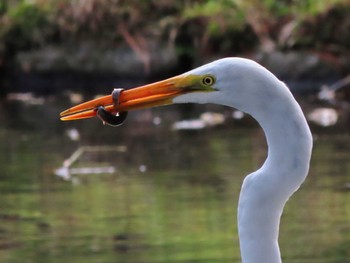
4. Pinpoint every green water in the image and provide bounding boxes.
[0,100,349,263]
